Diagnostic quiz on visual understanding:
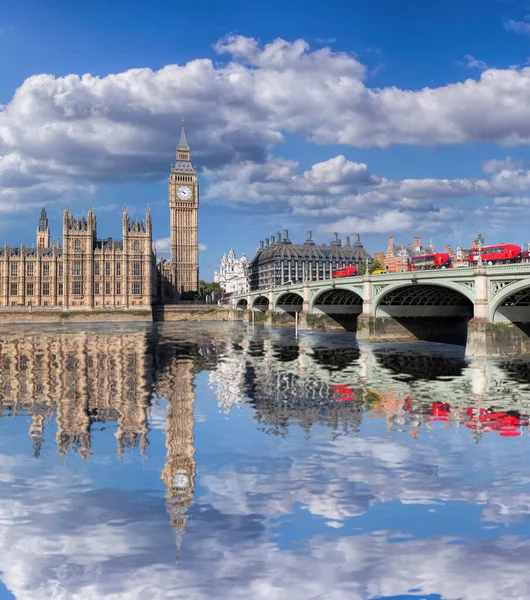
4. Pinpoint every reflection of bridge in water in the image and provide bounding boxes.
[208,328,530,438]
